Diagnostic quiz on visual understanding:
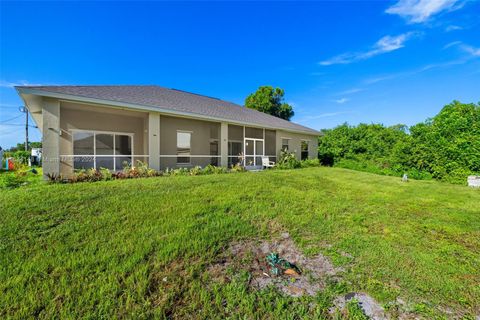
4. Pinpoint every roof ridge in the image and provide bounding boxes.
[169,88,222,101]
